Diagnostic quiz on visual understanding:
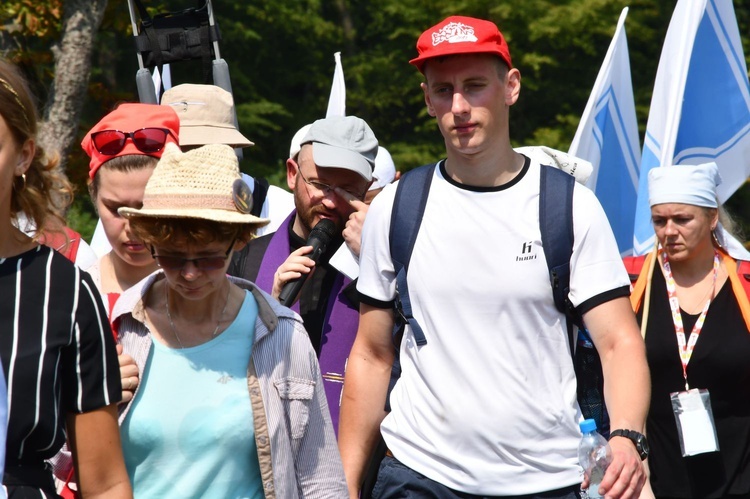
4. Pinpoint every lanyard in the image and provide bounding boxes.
[661,248,719,390]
